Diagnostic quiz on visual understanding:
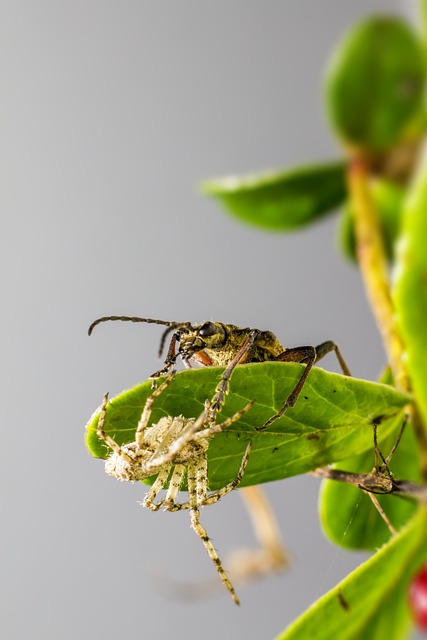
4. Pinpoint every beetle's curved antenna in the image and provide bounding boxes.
[88,316,185,336]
